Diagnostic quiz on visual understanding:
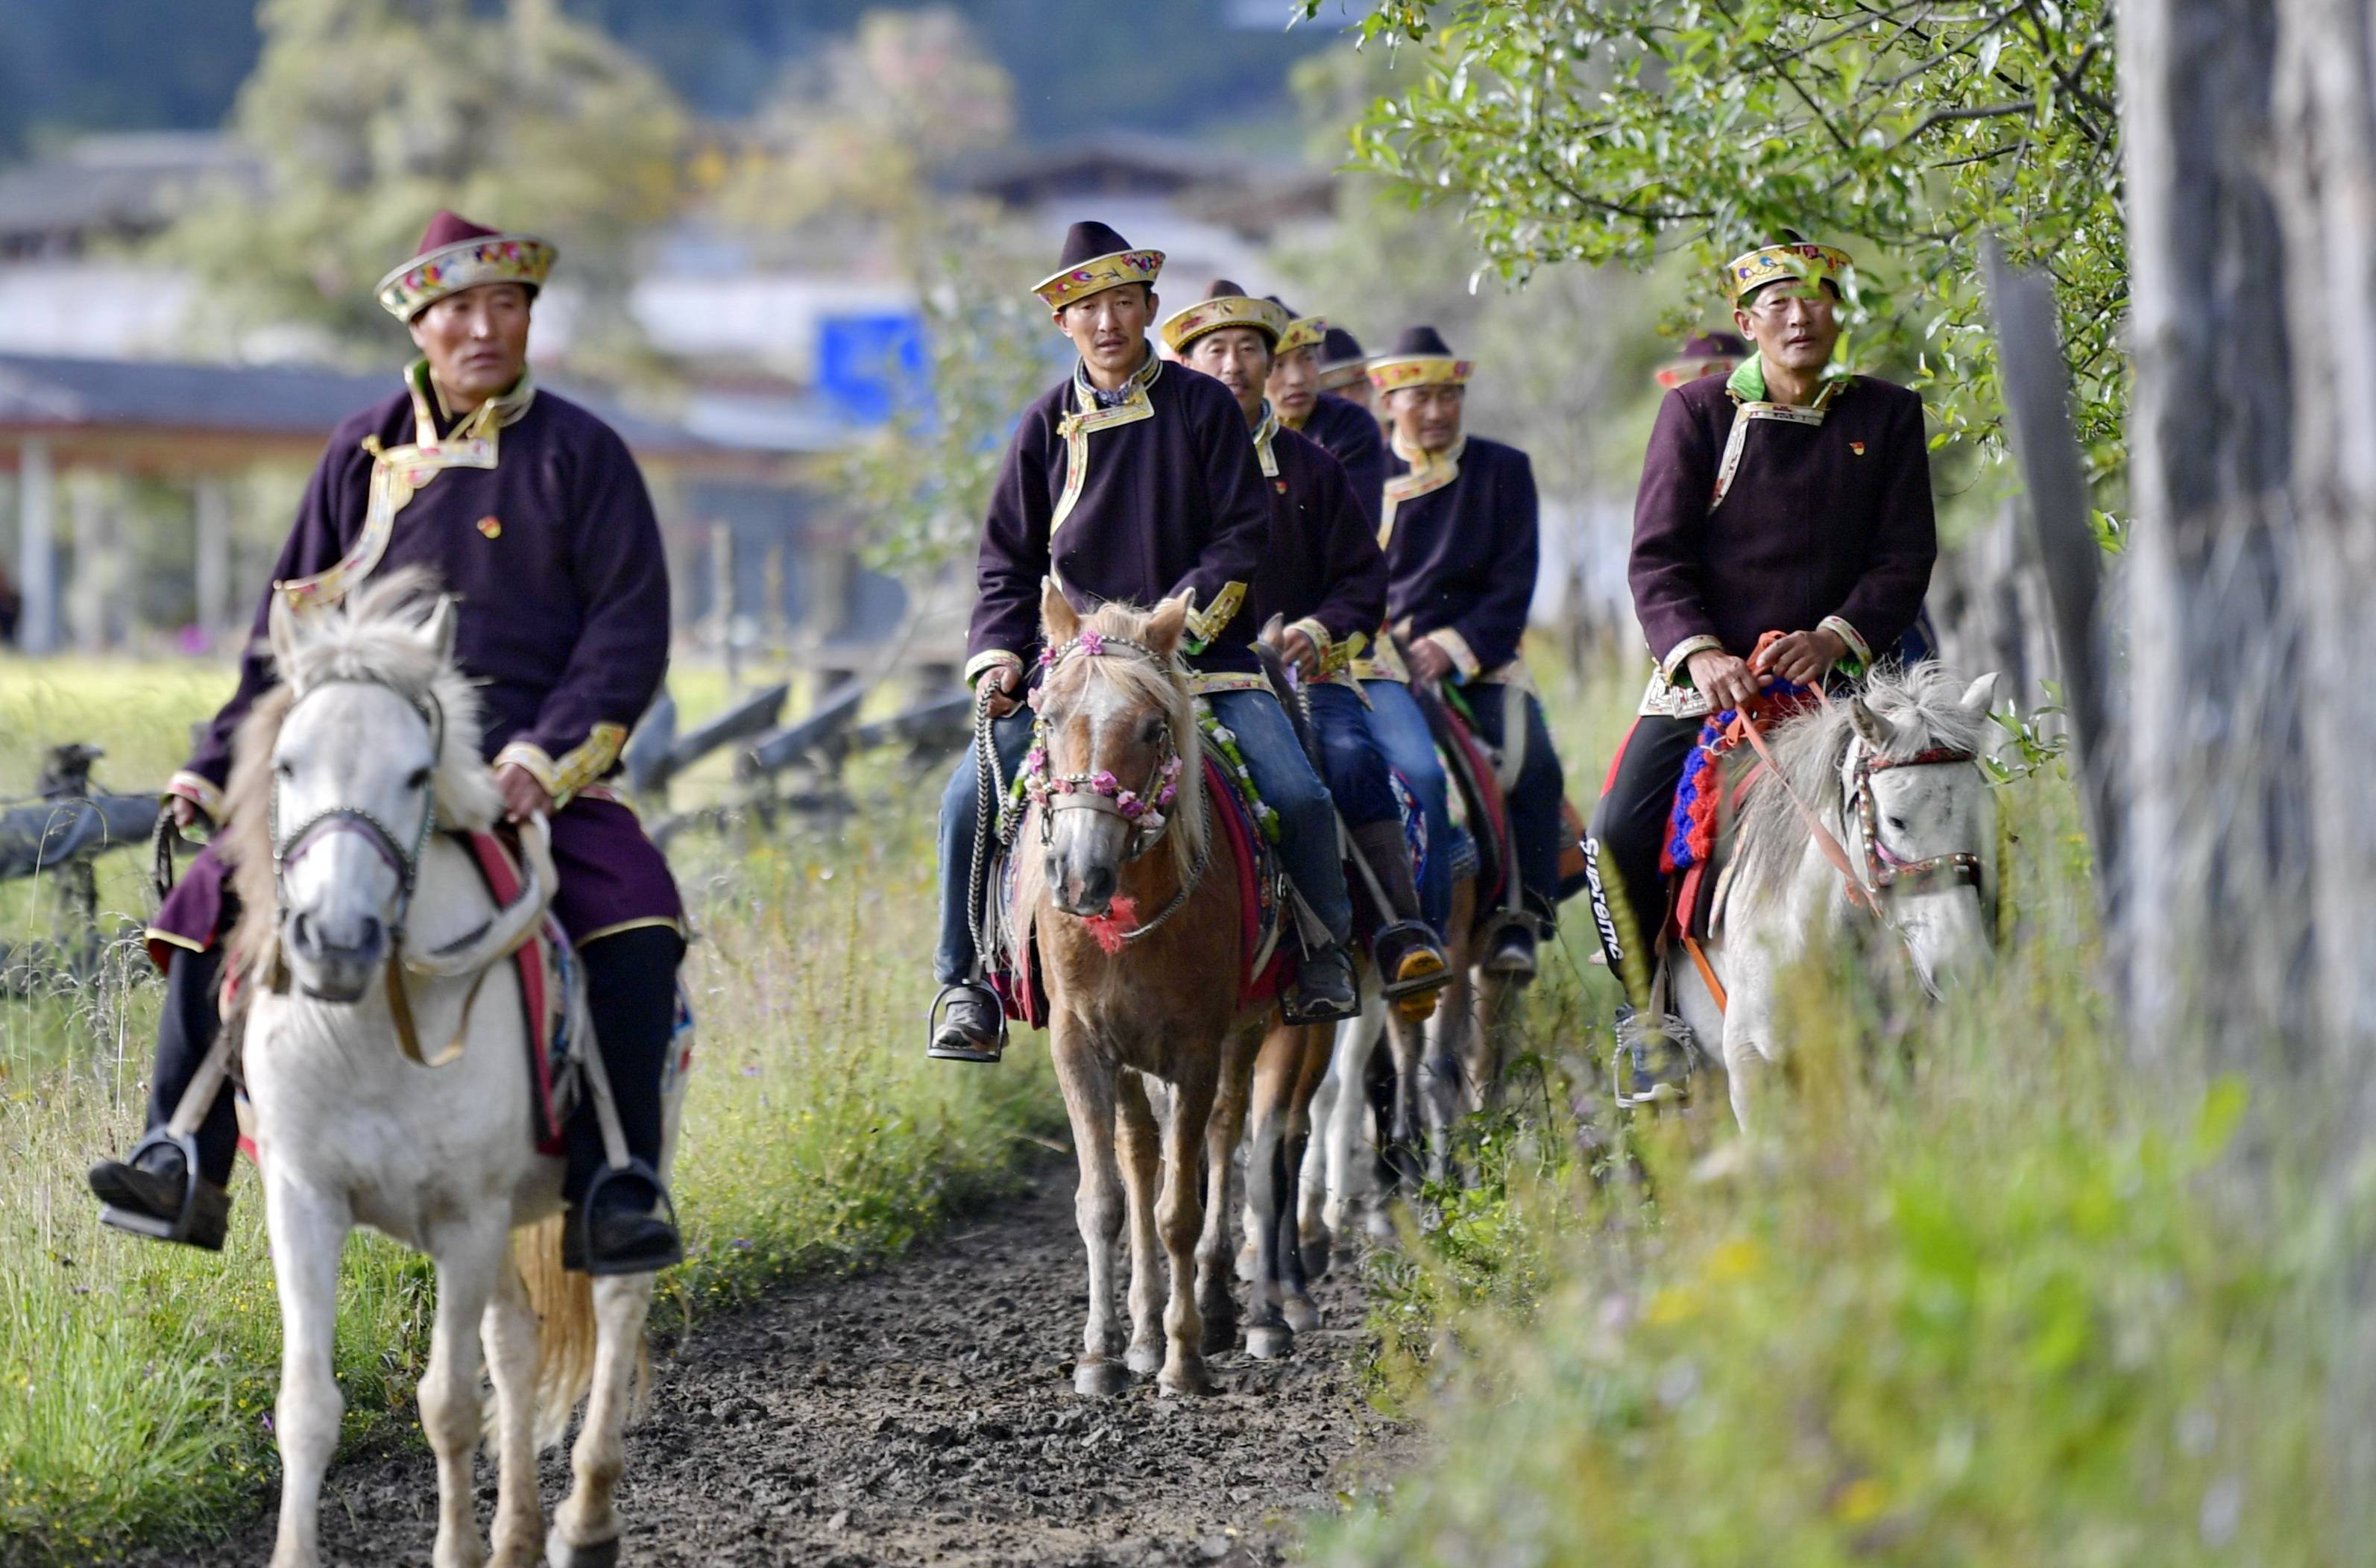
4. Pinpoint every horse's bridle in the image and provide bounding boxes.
[1845,743,1985,896]
[1021,629,1187,862]
[270,675,446,952]
[1017,627,1209,944]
